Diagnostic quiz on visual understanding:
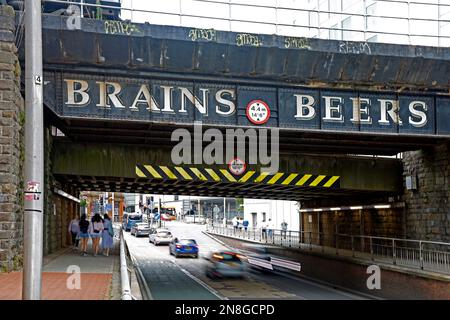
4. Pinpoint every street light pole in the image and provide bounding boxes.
[23,0,44,300]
